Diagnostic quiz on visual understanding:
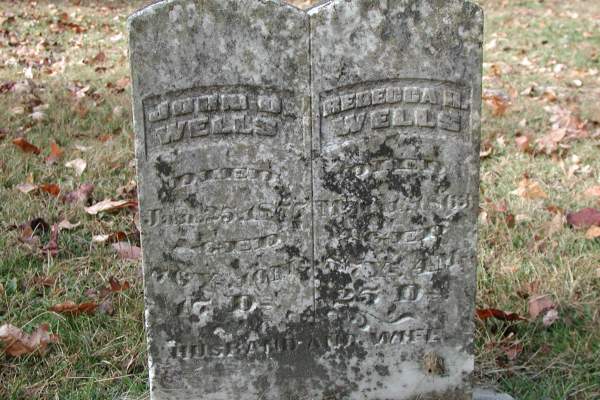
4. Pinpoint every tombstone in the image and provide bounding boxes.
[129,0,483,399]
